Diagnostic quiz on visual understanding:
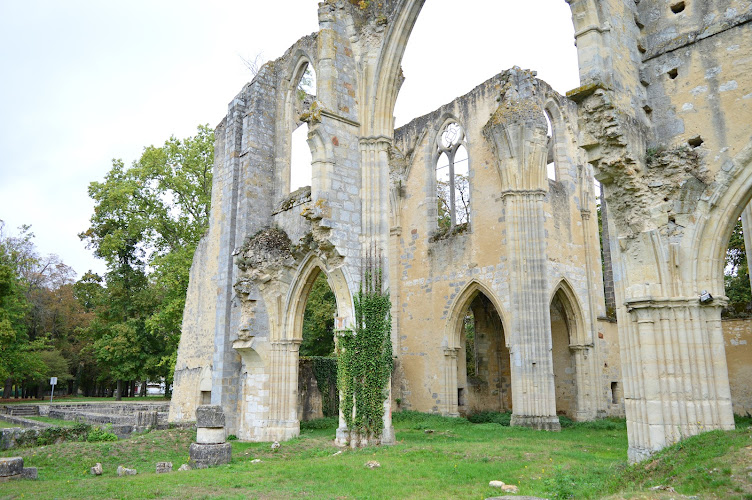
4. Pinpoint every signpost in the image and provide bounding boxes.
[50,377,57,402]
